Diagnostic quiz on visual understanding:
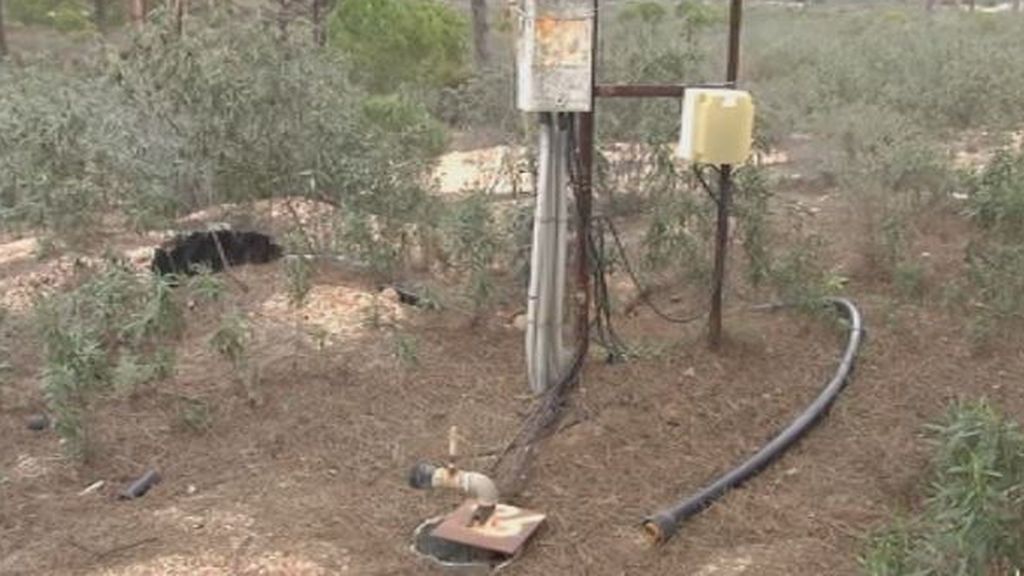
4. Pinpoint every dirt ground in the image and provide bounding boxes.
[3,143,1024,576]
